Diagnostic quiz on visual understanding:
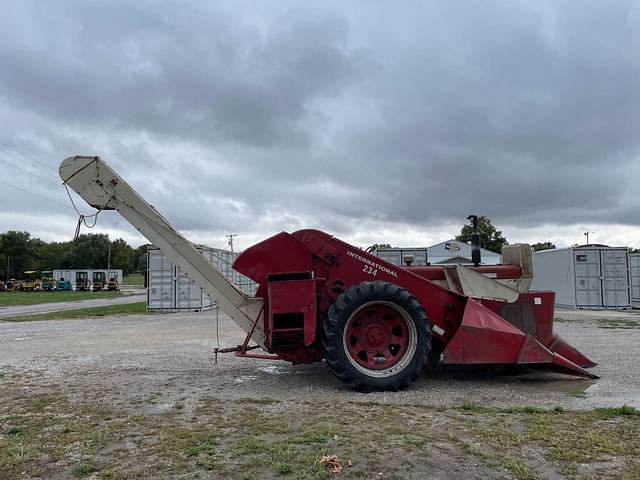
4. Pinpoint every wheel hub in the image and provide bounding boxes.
[344,302,414,373]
